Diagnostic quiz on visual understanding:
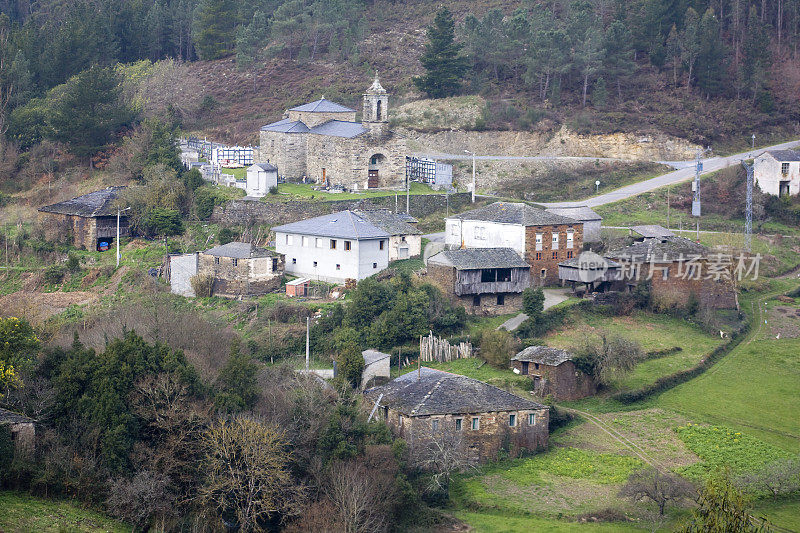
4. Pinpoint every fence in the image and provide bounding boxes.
[419,331,472,362]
